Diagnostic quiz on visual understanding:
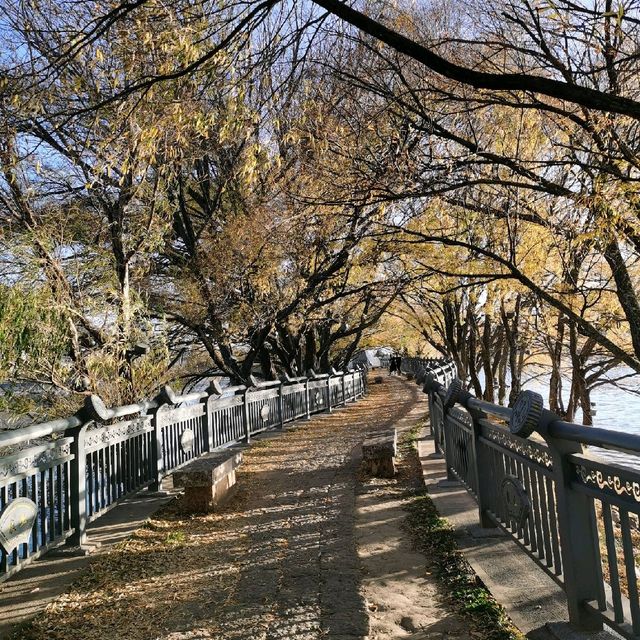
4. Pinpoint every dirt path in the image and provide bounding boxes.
[12,376,472,640]
[357,394,473,640]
